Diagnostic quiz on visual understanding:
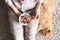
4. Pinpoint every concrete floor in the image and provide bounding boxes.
[36,0,60,40]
